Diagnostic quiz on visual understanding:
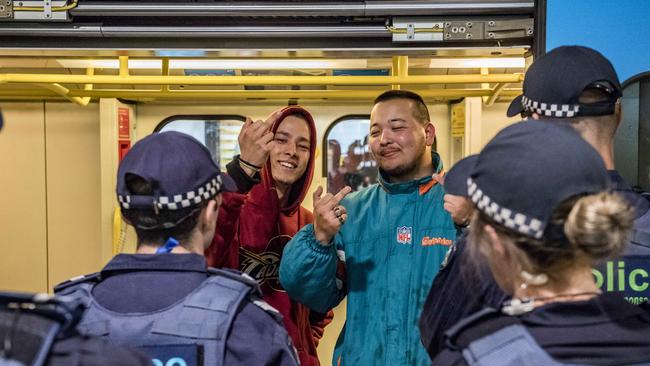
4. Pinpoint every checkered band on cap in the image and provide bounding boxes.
[522,96,580,118]
[118,175,223,210]
[467,177,544,239]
